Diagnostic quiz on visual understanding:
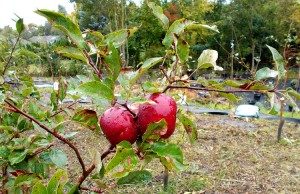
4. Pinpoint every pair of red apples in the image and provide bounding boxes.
[99,93,177,146]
